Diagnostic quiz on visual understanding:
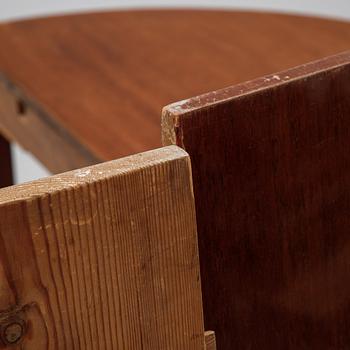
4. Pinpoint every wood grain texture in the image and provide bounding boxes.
[0,145,205,349]
[162,51,350,349]
[204,331,216,350]
[0,11,350,171]
[0,133,12,188]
